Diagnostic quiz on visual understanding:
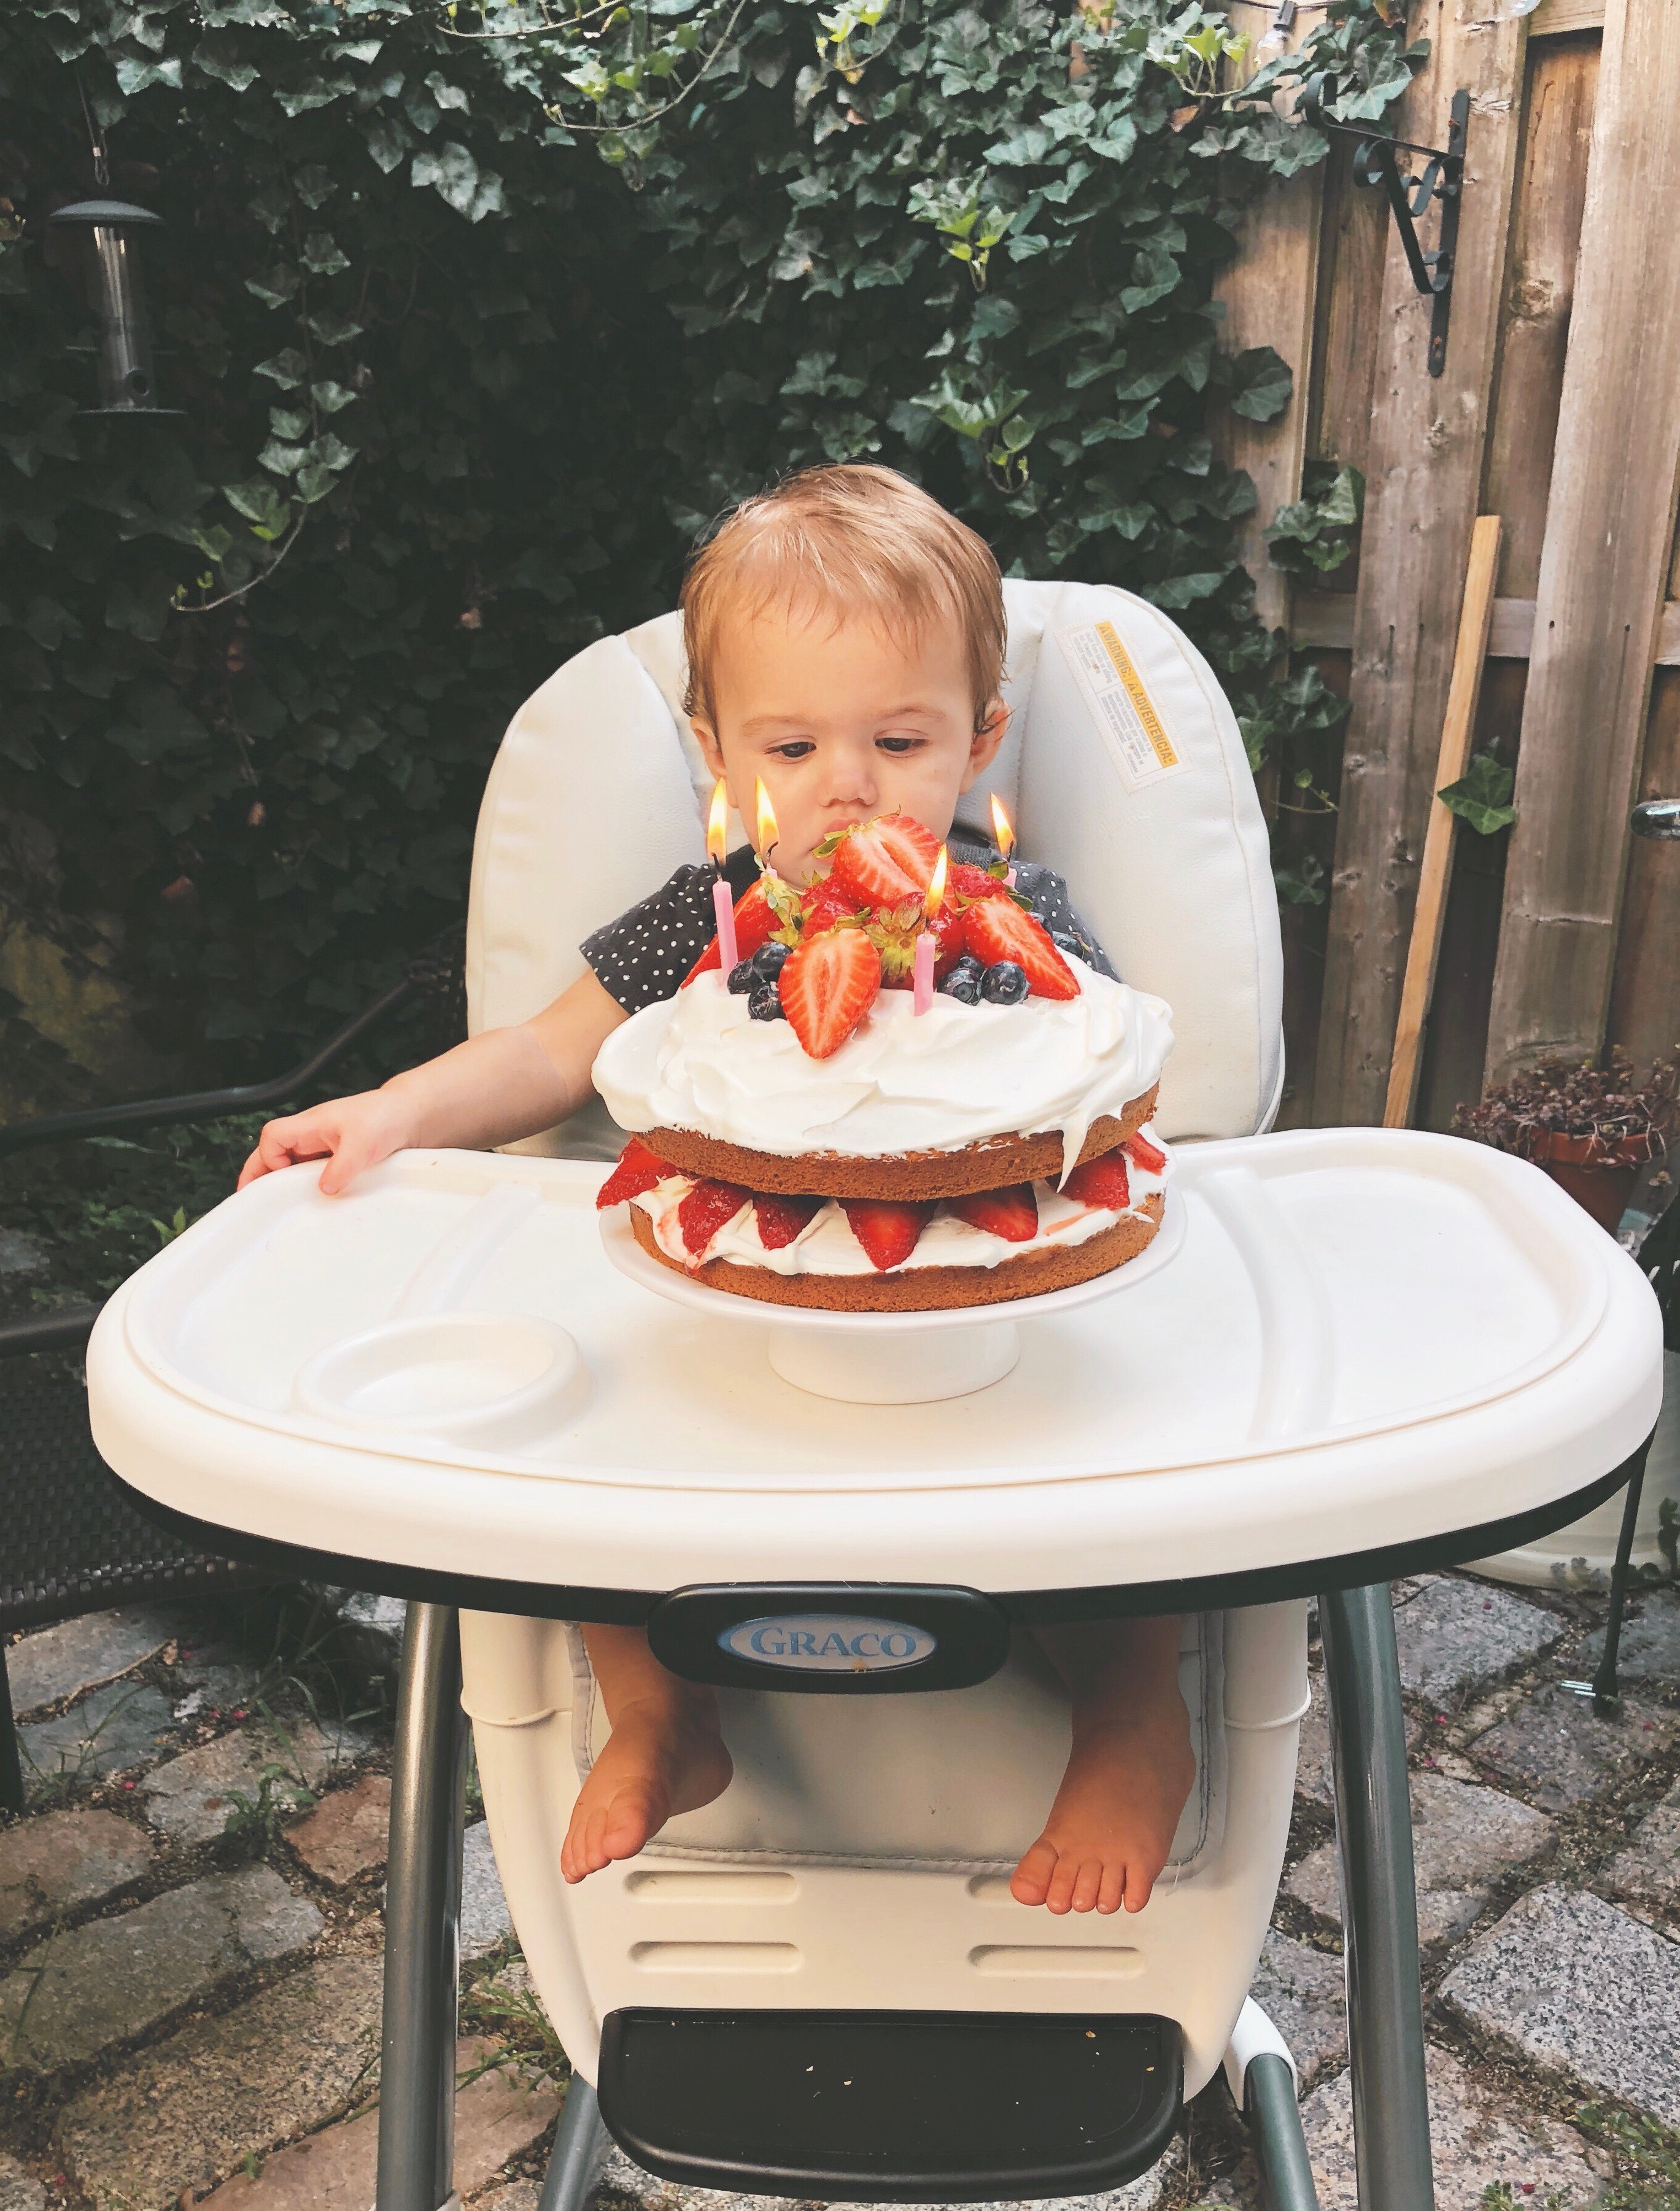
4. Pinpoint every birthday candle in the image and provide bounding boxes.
[990,793,1017,889]
[707,780,738,974]
[913,843,948,1015]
